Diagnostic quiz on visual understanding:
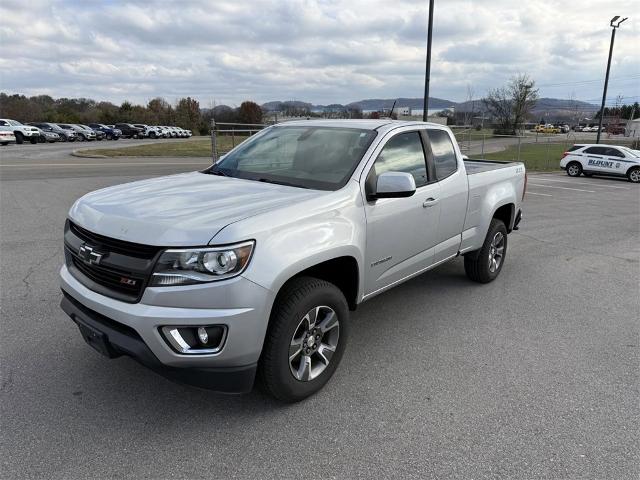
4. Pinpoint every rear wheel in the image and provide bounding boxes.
[628,167,640,184]
[15,132,24,144]
[464,218,508,283]
[566,162,582,177]
[259,277,349,402]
